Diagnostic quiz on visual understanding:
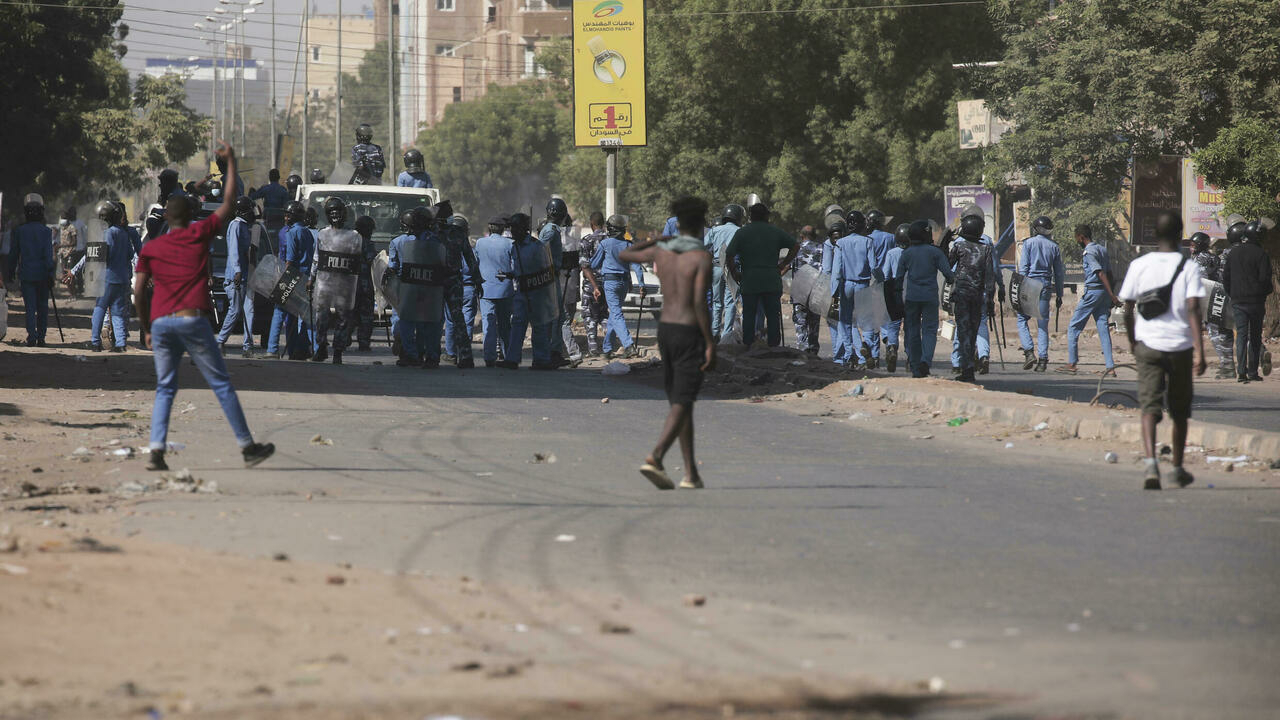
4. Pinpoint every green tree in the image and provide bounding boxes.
[1193,118,1280,220]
